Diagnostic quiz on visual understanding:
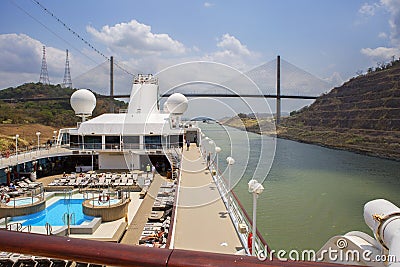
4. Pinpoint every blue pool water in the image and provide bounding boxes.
[12,199,94,226]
